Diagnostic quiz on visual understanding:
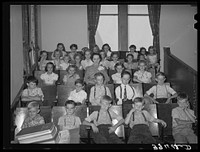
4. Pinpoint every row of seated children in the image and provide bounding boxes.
[21,69,177,107]
[17,92,197,144]
[38,43,160,82]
